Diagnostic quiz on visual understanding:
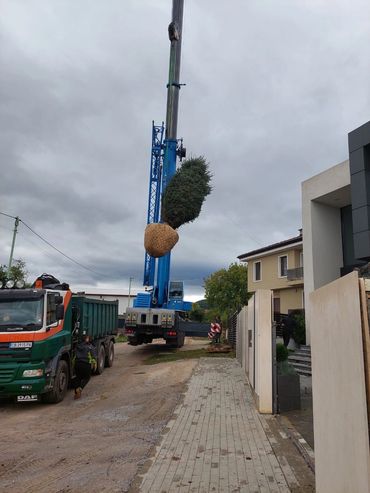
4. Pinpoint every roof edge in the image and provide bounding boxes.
[238,233,303,261]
